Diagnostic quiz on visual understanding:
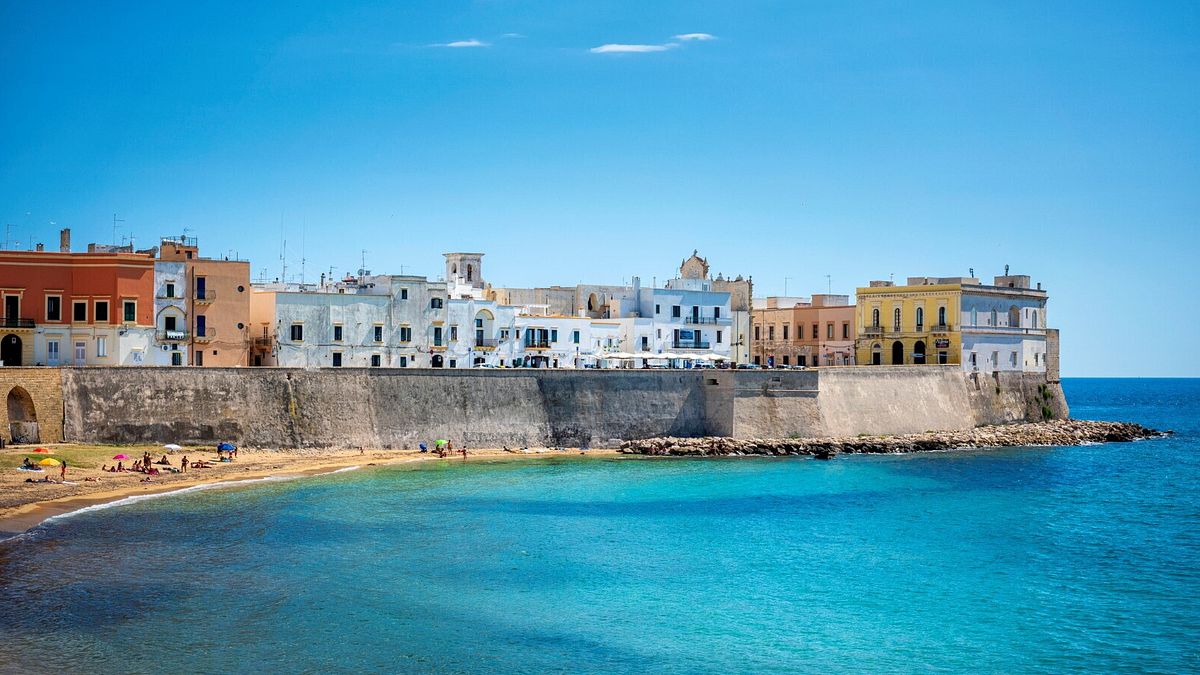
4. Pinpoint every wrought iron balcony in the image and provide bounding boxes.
[0,317,35,328]
[673,340,711,350]
[524,340,551,349]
